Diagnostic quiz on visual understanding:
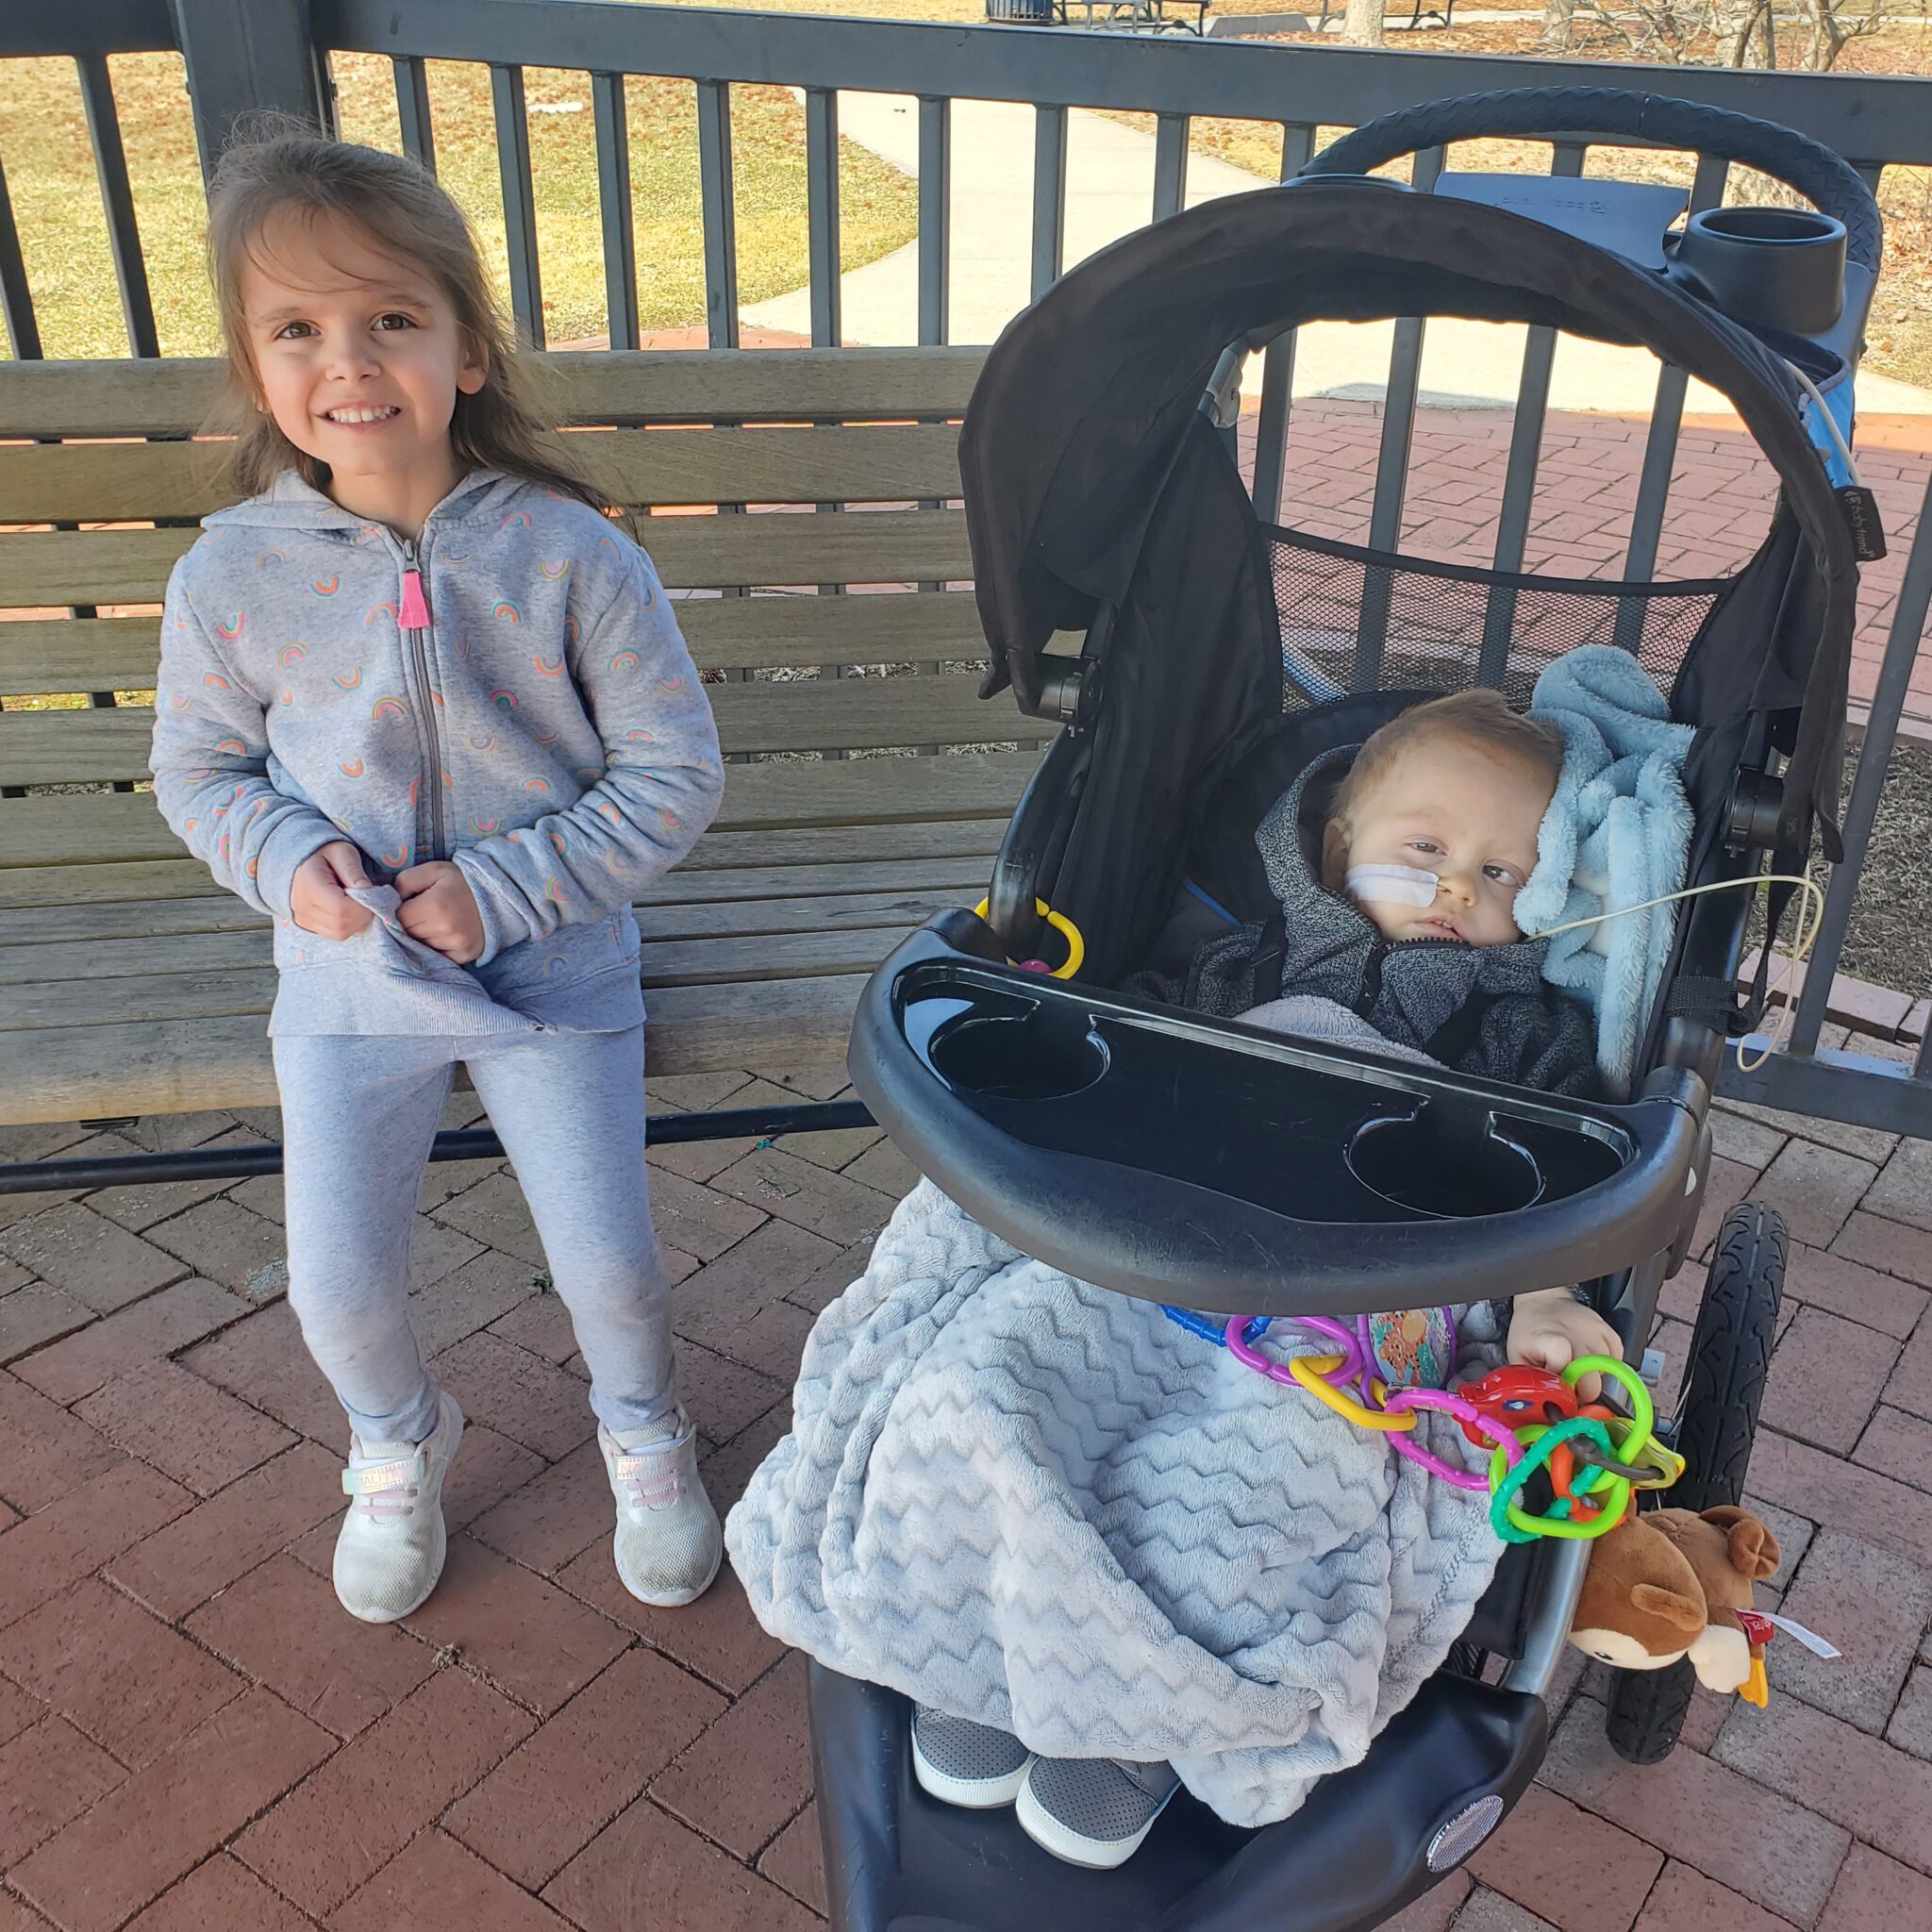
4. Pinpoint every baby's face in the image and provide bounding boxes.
[1324,734,1552,947]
